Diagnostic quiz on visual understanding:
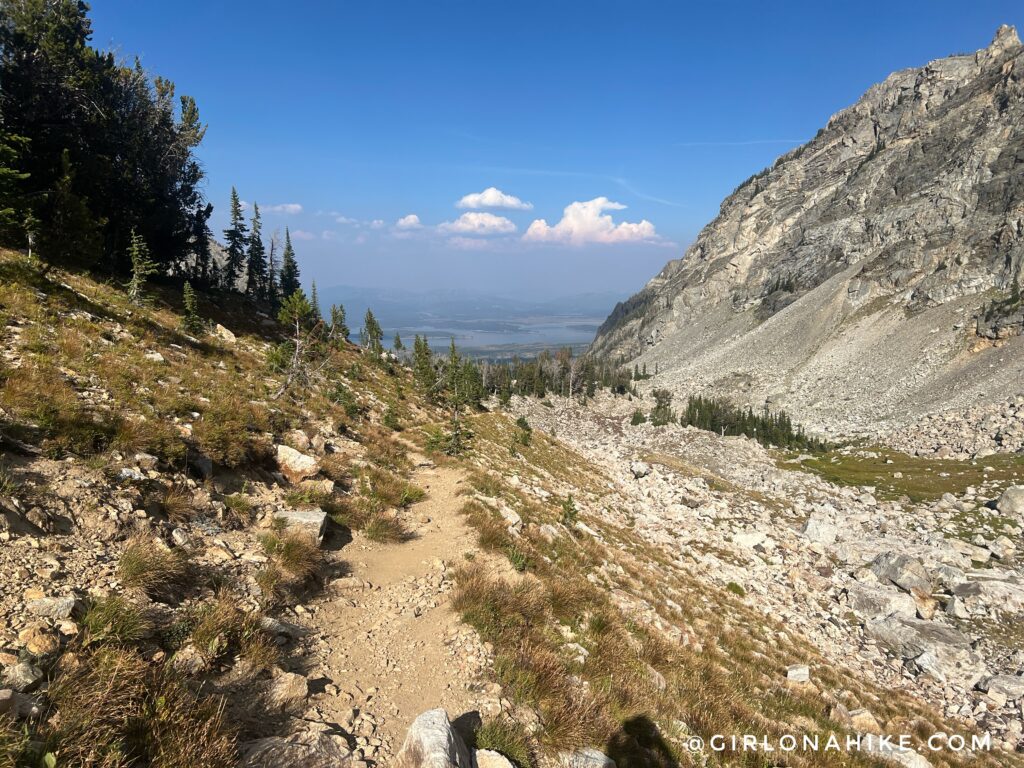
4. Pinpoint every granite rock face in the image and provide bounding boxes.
[590,26,1024,438]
